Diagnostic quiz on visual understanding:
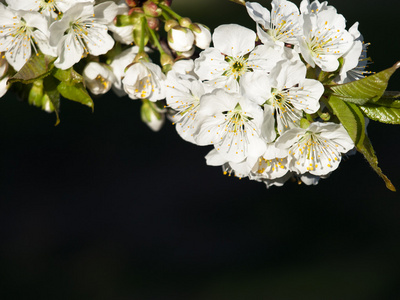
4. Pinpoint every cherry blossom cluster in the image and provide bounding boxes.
[165,0,366,188]
[0,0,398,190]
